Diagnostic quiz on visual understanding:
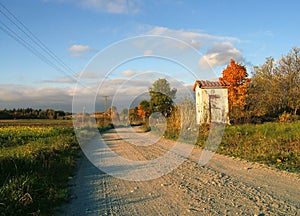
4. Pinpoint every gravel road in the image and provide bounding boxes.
[57,127,300,215]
